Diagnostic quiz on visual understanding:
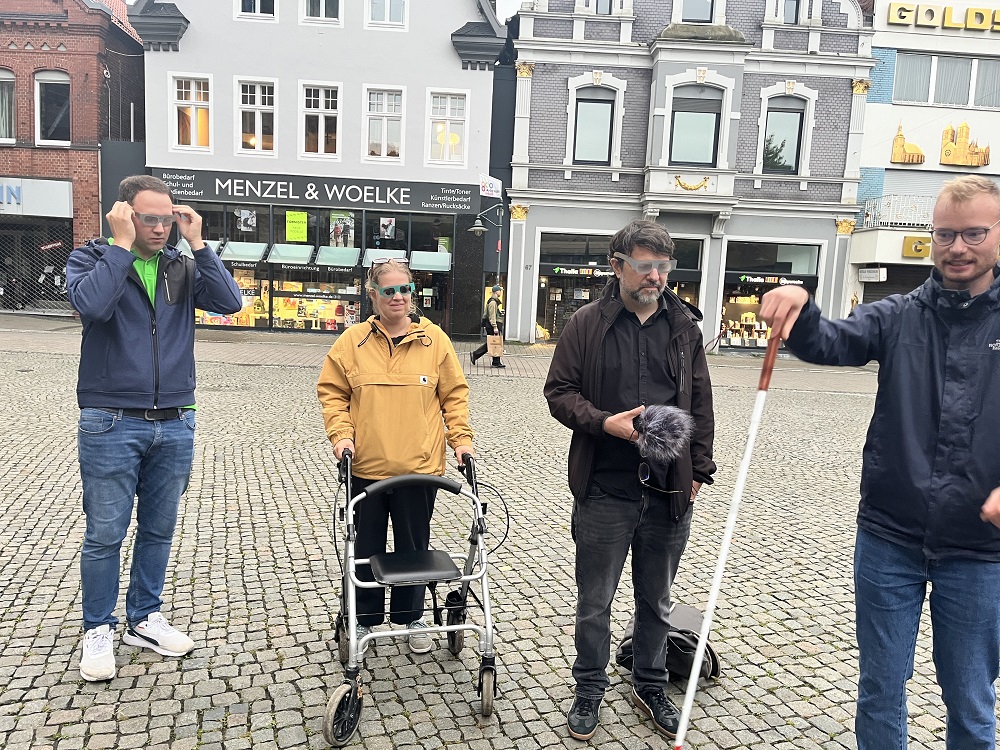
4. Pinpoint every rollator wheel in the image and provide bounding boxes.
[446,607,466,655]
[480,669,495,717]
[323,681,363,747]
